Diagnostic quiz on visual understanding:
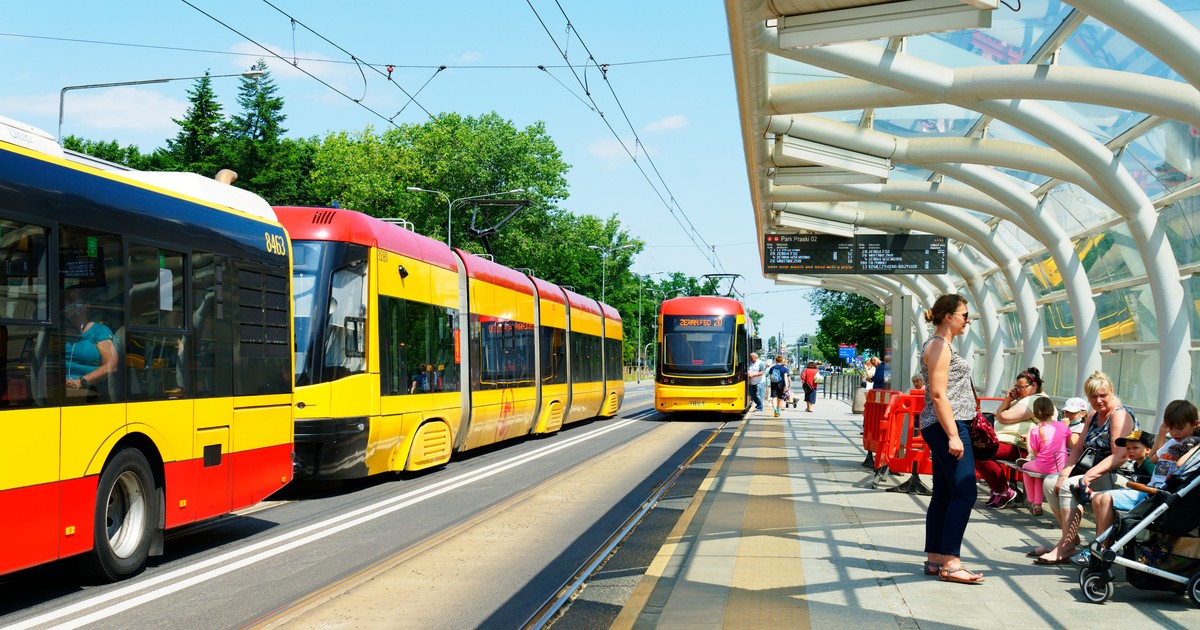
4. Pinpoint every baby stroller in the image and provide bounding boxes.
[1077,443,1200,605]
